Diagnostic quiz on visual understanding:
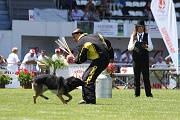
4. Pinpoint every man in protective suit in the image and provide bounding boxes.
[71,28,114,104]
